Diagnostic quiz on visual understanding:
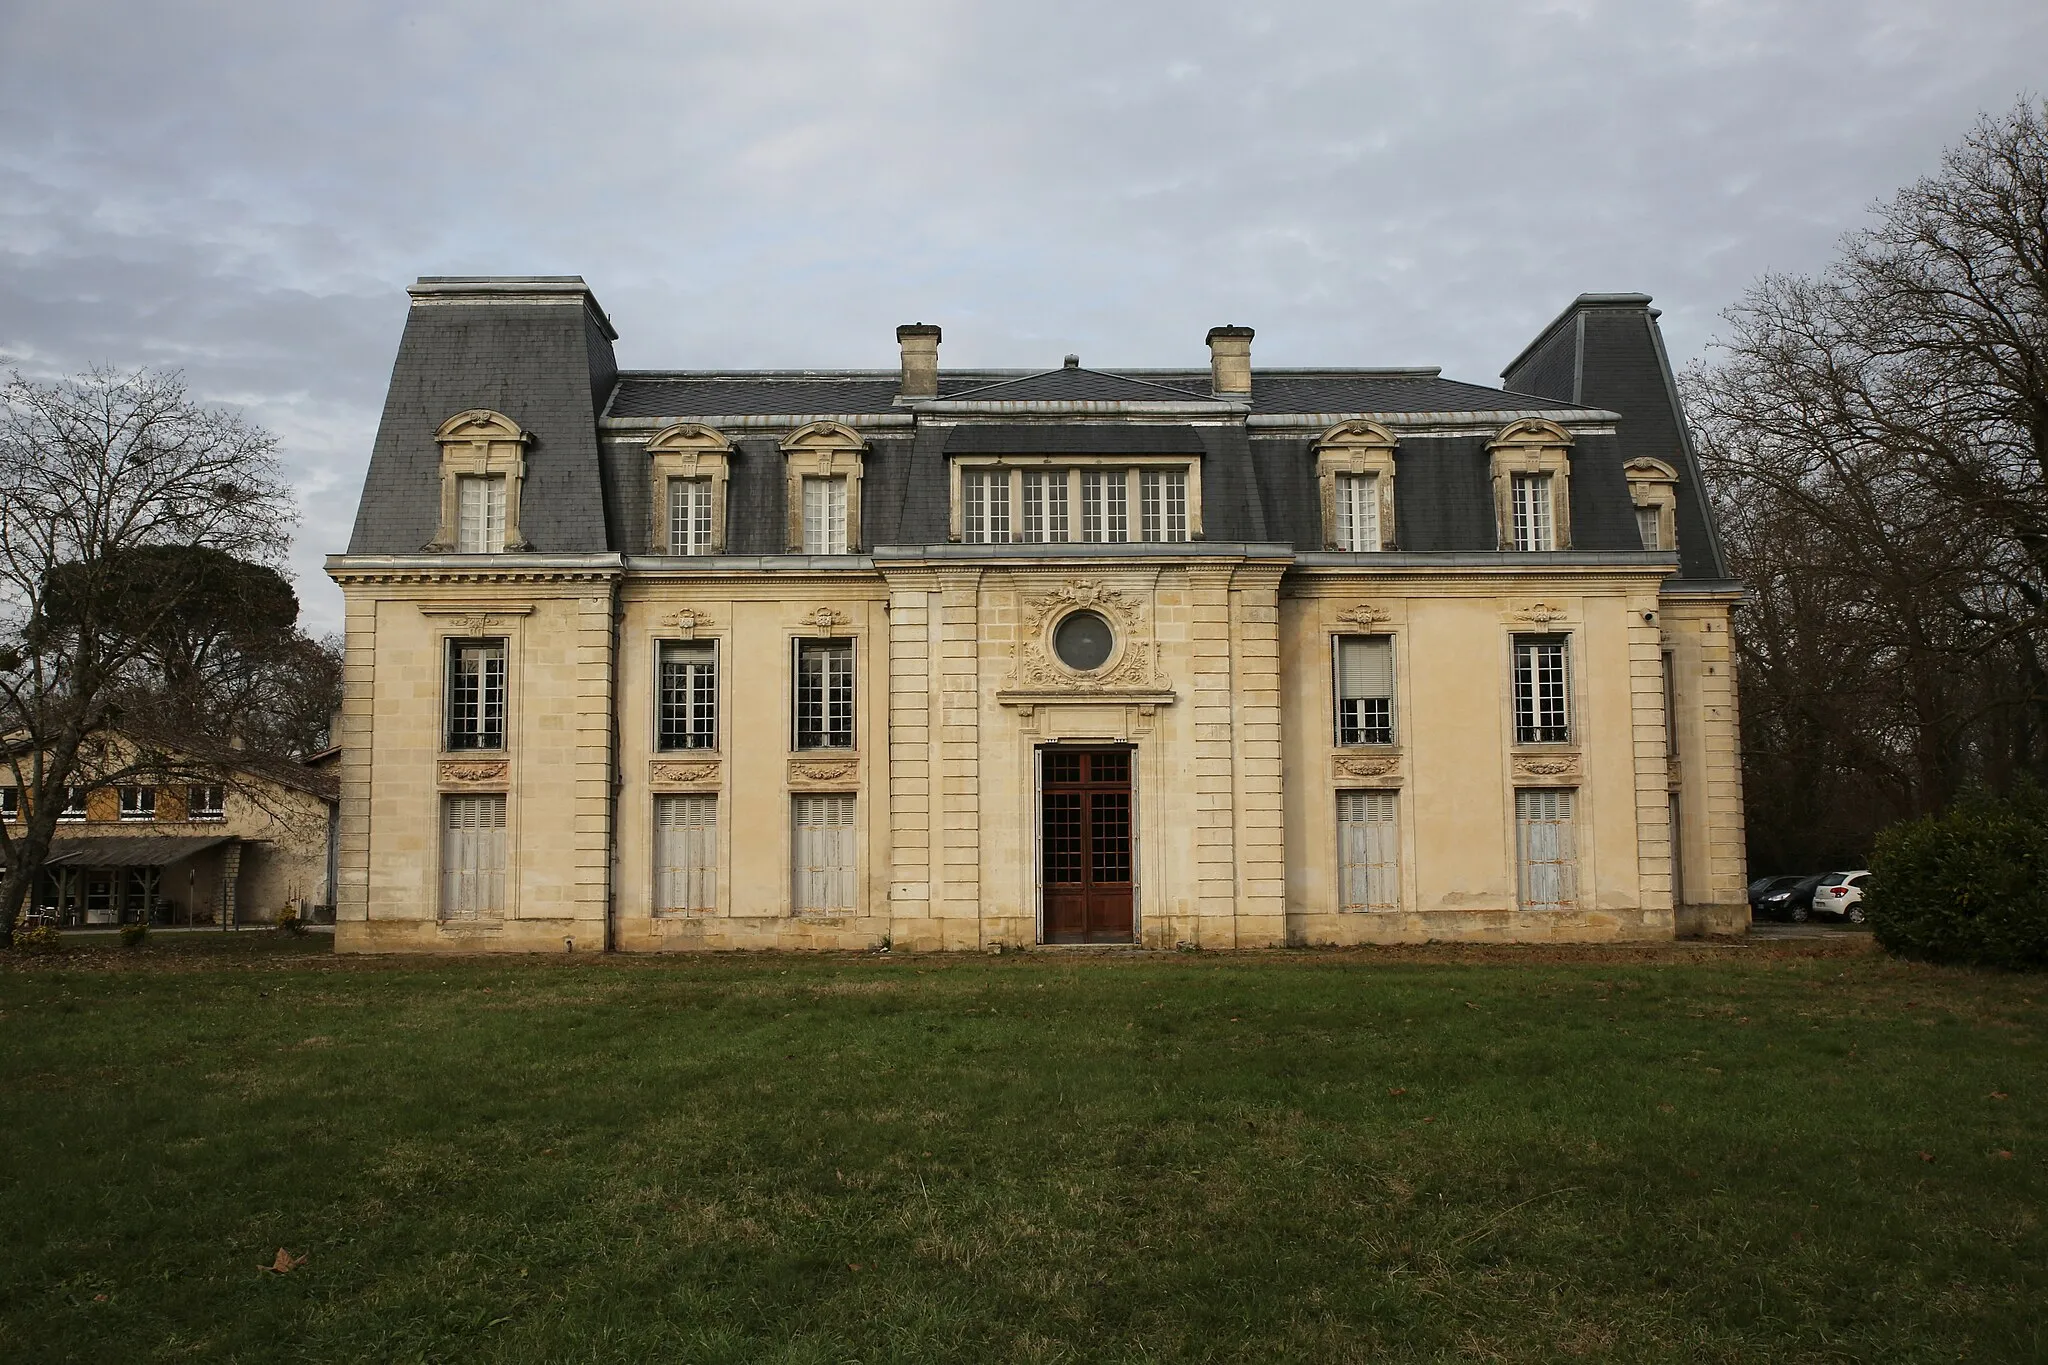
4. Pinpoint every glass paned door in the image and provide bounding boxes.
[1040,747,1135,943]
